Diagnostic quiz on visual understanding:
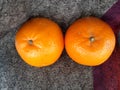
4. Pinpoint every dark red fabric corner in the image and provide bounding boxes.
[93,0,120,90]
